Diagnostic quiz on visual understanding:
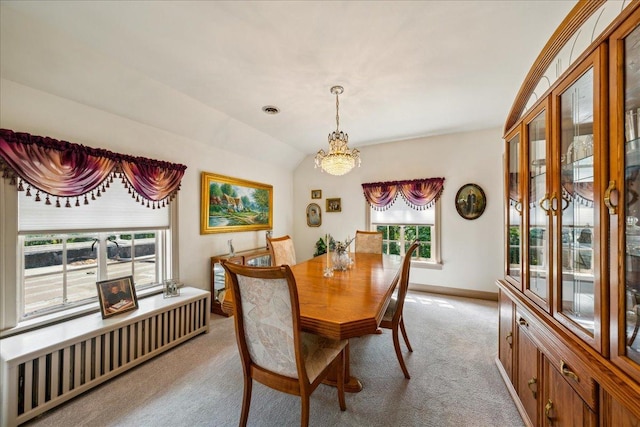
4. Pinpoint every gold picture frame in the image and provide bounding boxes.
[201,172,273,234]
[96,276,138,319]
[306,203,321,227]
[311,189,322,199]
[455,183,486,220]
[326,198,341,212]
